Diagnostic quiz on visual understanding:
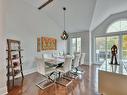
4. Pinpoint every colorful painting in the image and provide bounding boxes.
[41,37,57,50]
